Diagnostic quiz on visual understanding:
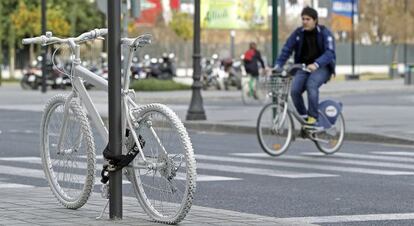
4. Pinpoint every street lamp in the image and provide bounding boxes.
[230,30,235,59]
[186,0,206,120]
[272,0,278,64]
[41,0,47,93]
